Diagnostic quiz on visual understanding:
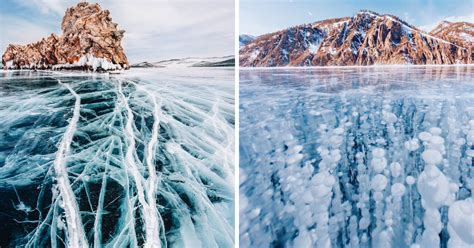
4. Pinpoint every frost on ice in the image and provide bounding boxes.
[0,68,235,247]
[240,66,474,248]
